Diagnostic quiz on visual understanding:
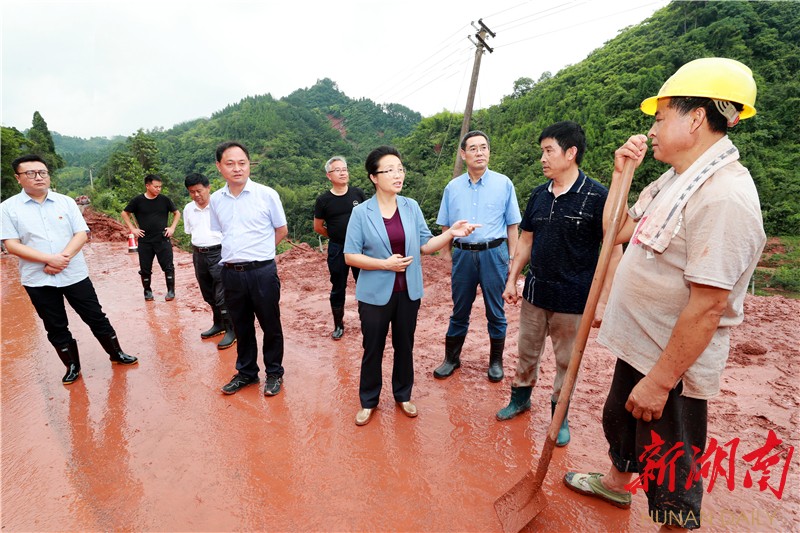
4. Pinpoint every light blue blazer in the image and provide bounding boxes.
[344,195,433,306]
